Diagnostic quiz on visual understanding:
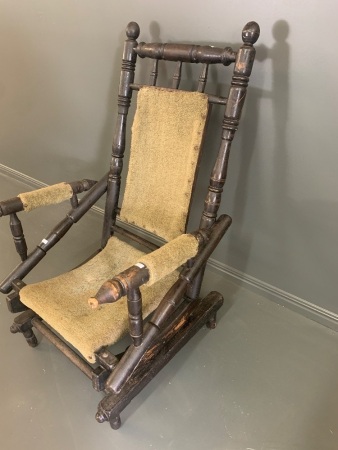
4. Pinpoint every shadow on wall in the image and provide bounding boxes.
[228,19,290,279]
